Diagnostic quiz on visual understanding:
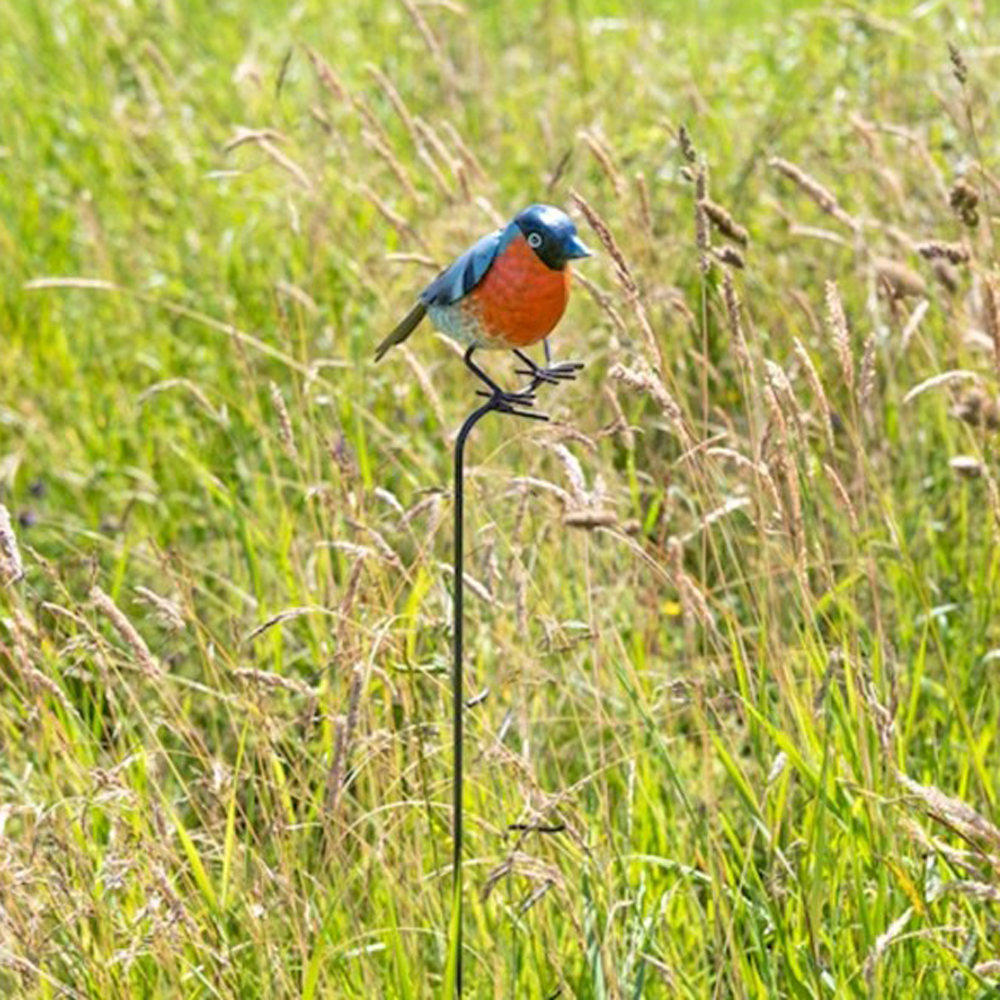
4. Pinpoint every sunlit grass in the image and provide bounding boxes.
[1,1,1000,996]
